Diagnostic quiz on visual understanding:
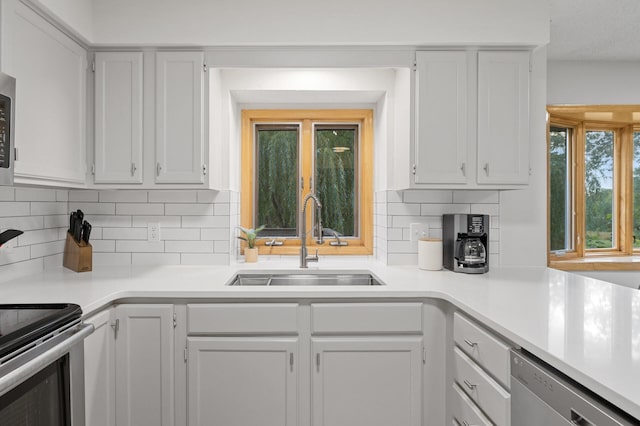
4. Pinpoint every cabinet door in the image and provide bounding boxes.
[415,51,468,184]
[155,51,205,184]
[94,52,143,184]
[477,51,530,185]
[312,337,422,426]
[187,337,298,426]
[2,0,86,185]
[115,304,174,426]
[84,308,115,426]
